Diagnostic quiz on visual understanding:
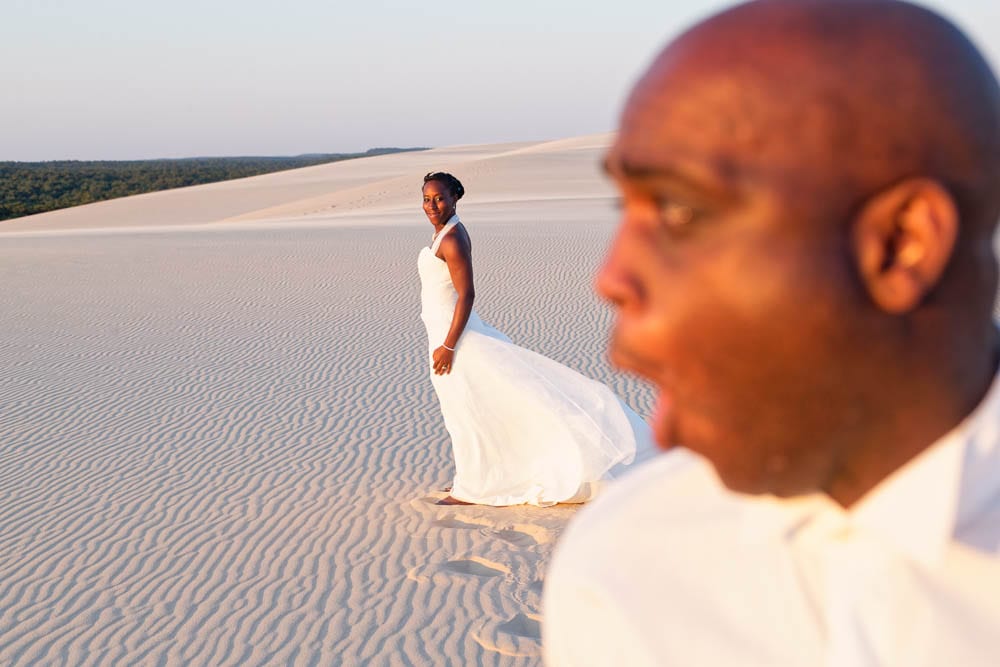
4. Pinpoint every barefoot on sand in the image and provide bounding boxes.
[436,495,474,506]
